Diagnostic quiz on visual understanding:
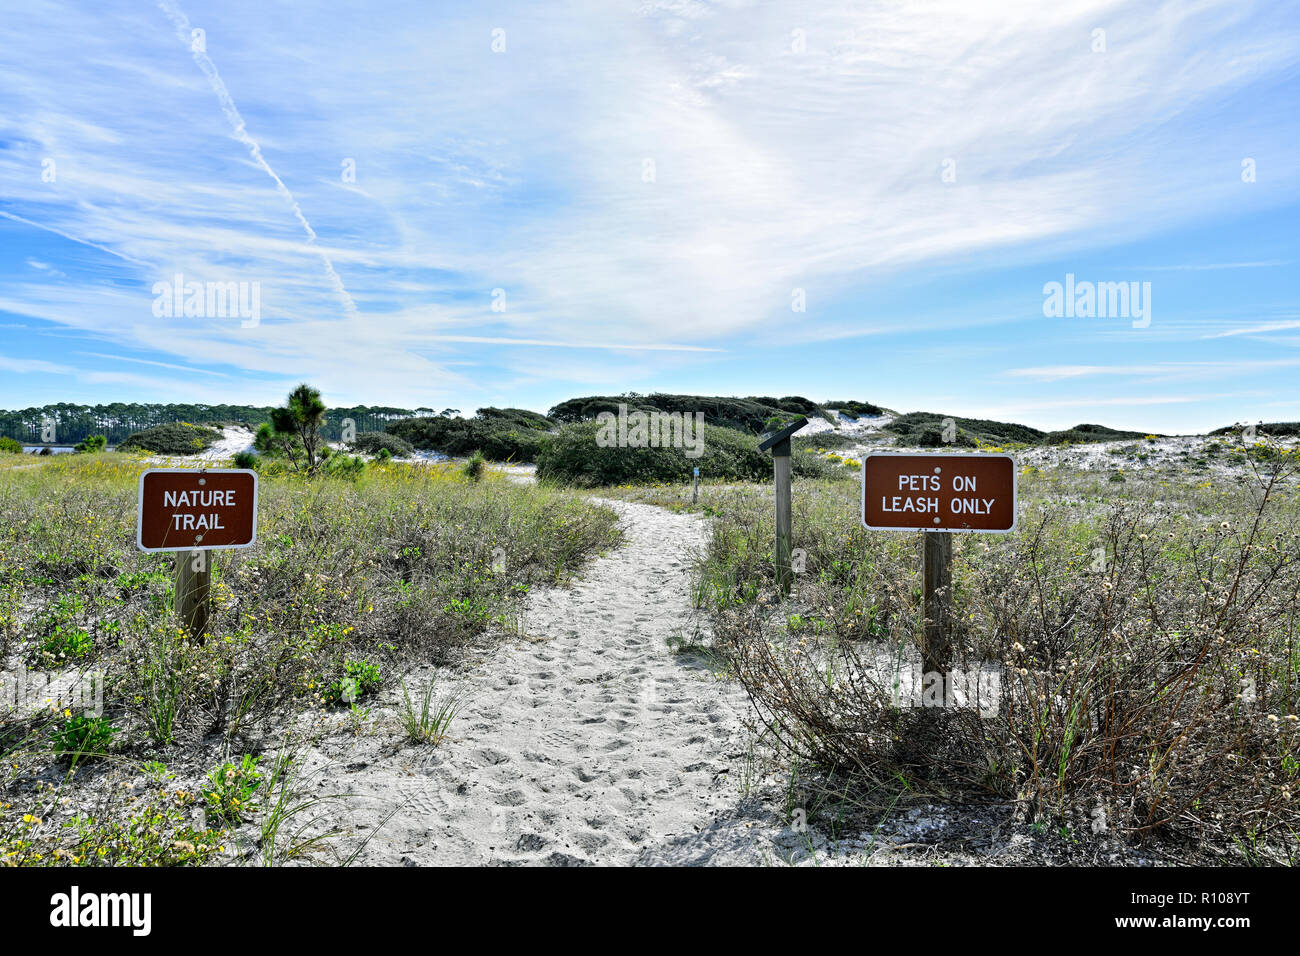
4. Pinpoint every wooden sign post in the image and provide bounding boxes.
[758,418,808,595]
[922,531,952,678]
[137,468,259,640]
[692,466,700,505]
[175,549,211,640]
[862,453,1016,675]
